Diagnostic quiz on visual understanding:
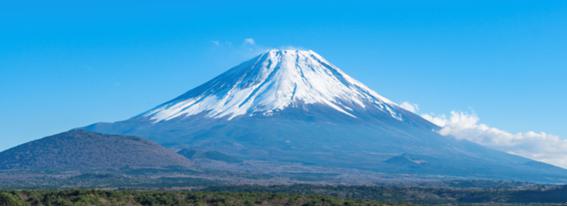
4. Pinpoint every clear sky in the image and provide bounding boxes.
[1,0,567,151]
